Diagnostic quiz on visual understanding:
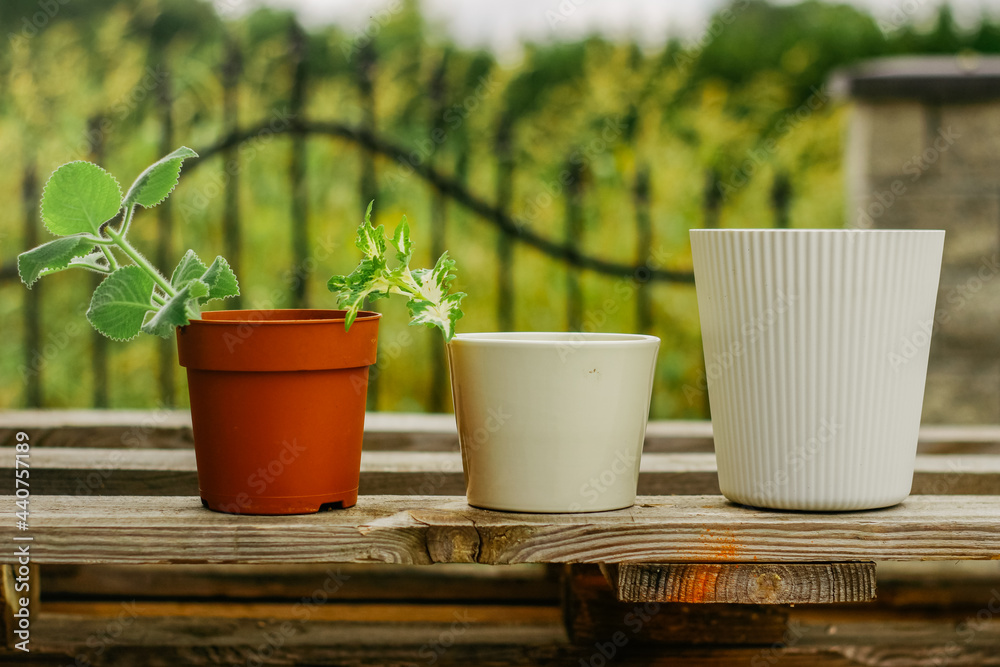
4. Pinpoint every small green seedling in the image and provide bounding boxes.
[328,202,465,341]
[18,147,239,341]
